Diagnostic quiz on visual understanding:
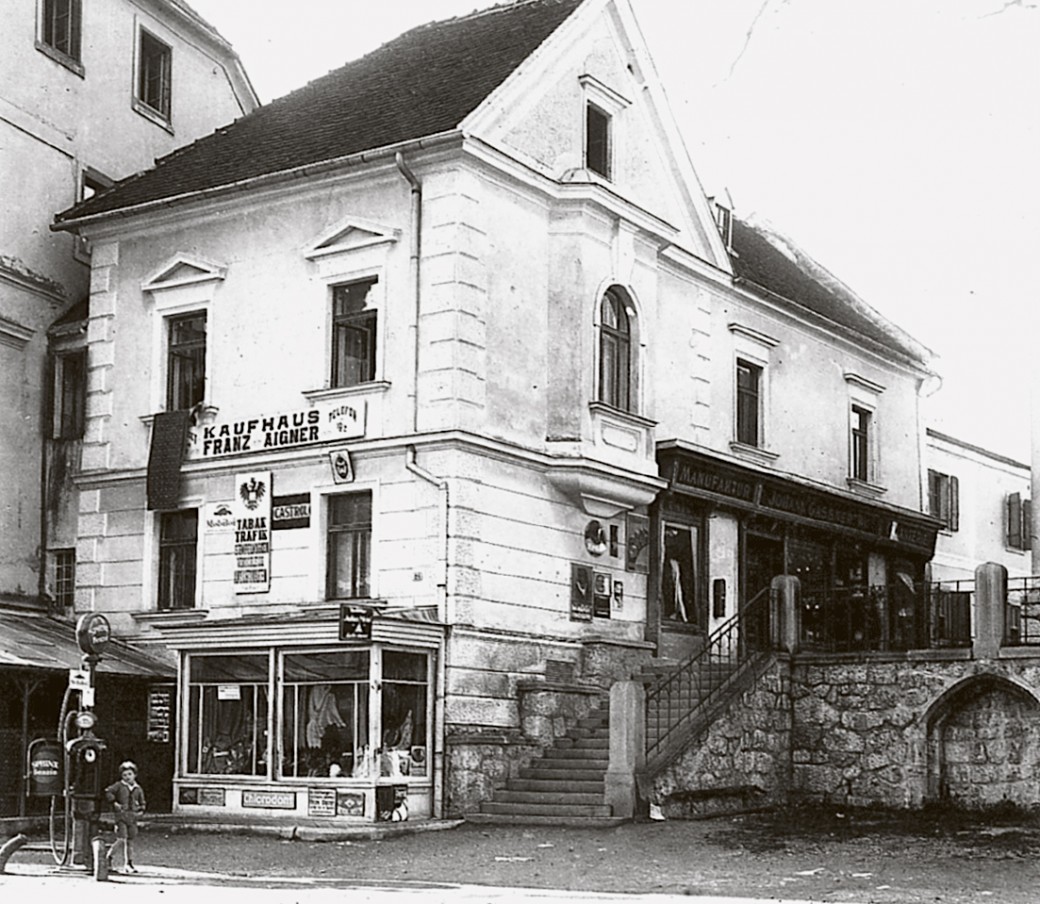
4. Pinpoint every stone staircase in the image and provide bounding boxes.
[466,706,626,826]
